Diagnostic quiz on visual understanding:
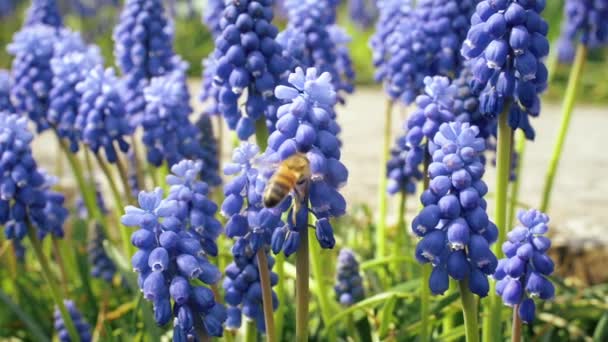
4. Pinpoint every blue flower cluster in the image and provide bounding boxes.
[413,122,498,296]
[268,67,348,253]
[25,0,63,28]
[386,76,456,195]
[195,115,222,187]
[453,66,496,142]
[75,66,131,163]
[280,0,355,99]
[121,160,226,337]
[0,0,16,18]
[199,57,220,116]
[113,0,176,127]
[142,69,205,167]
[348,0,378,29]
[49,38,103,152]
[461,0,550,139]
[54,300,92,342]
[211,0,289,140]
[7,25,58,132]
[495,209,555,323]
[334,248,365,306]
[202,0,224,38]
[0,70,14,112]
[0,113,68,241]
[557,0,608,63]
